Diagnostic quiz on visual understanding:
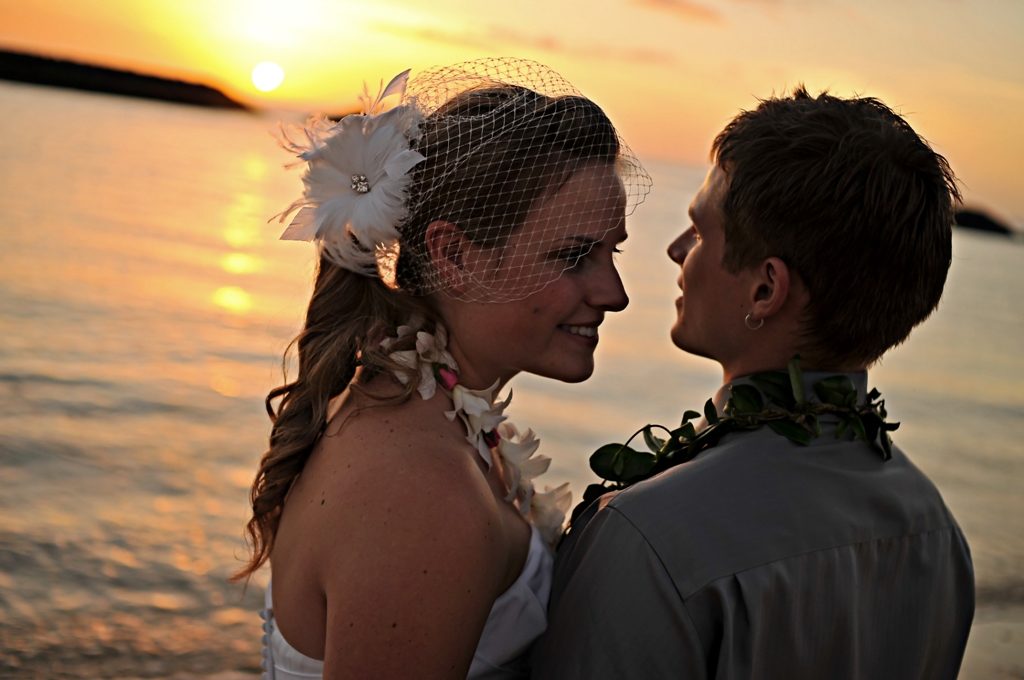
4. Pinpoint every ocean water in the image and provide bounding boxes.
[0,81,1021,678]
